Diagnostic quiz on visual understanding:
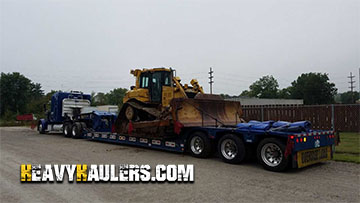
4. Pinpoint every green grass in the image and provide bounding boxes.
[334,132,360,164]
[333,153,360,163]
